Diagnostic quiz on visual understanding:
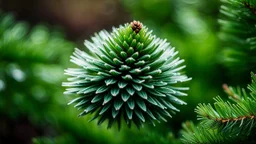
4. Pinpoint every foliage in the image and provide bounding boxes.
[122,0,222,122]
[181,73,256,143]
[0,12,120,144]
[180,0,256,143]
[3,0,256,143]
[219,0,256,79]
[0,12,72,119]
[63,21,191,129]
[181,121,227,144]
